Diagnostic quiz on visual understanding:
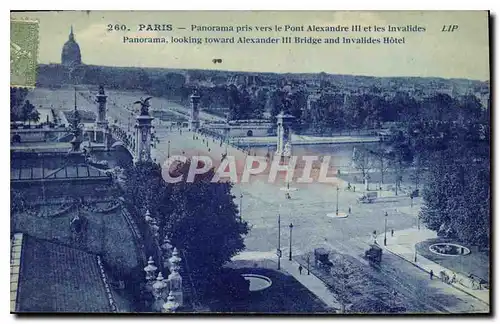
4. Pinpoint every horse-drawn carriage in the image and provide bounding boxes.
[314,248,333,268]
[364,244,382,265]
